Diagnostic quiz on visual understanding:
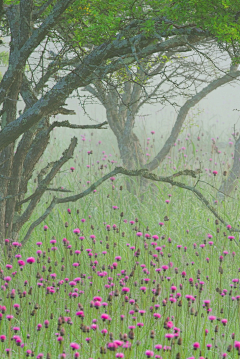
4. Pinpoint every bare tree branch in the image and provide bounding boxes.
[19,166,240,249]
[0,0,75,105]
[145,68,240,171]
[13,136,78,232]
[0,30,207,150]
[48,120,108,132]
[32,0,55,21]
